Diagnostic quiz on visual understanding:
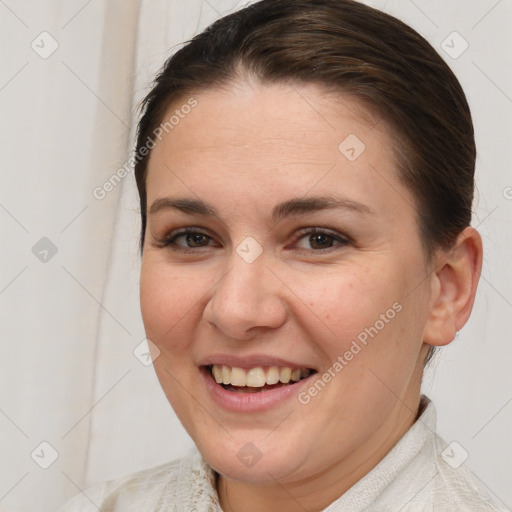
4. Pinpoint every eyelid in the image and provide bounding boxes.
[158,226,220,248]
